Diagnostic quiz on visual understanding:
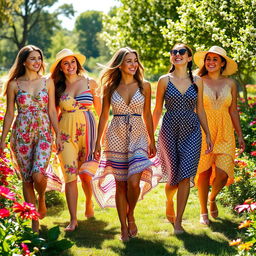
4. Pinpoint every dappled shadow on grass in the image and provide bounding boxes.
[110,237,178,256]
[57,218,117,248]
[209,217,239,240]
[175,231,236,255]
